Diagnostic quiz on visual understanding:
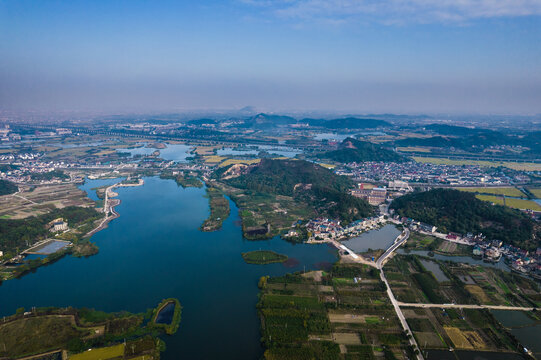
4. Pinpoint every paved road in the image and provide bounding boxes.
[376,228,424,360]
[397,302,535,311]
[376,227,410,268]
